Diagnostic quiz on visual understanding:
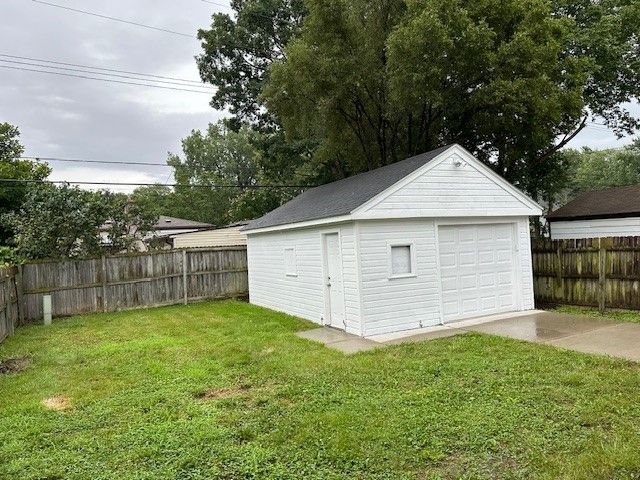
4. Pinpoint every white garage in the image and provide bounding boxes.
[243,144,542,337]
